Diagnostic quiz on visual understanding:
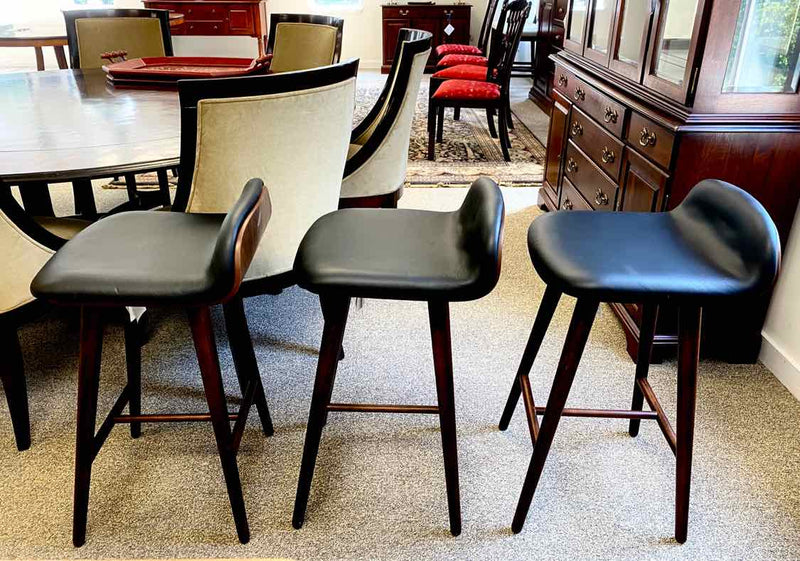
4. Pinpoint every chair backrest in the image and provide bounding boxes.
[478,0,505,52]
[486,0,531,89]
[63,9,173,69]
[174,59,359,283]
[343,29,432,197]
[267,13,344,73]
[672,179,781,297]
